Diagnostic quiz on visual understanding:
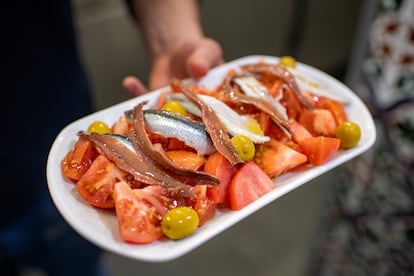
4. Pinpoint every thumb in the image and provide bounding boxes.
[186,38,224,79]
